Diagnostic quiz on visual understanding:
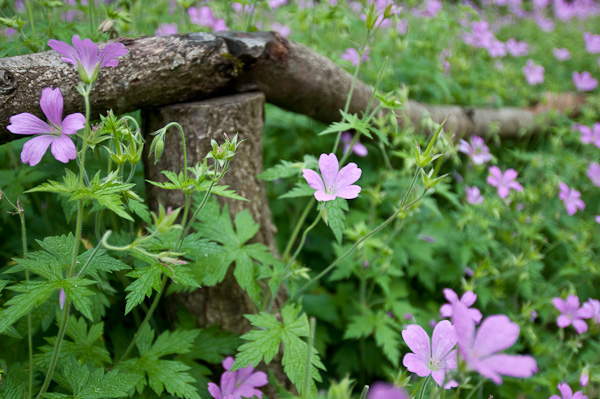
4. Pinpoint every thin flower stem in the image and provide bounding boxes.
[116,274,168,363]
[359,385,370,399]
[179,178,216,242]
[161,123,189,181]
[75,241,103,278]
[282,199,314,261]
[302,317,316,399]
[282,213,322,279]
[68,201,84,276]
[18,208,33,399]
[464,379,485,399]
[417,376,431,399]
[26,0,35,36]
[79,84,92,185]
[36,303,70,399]
[175,193,192,252]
